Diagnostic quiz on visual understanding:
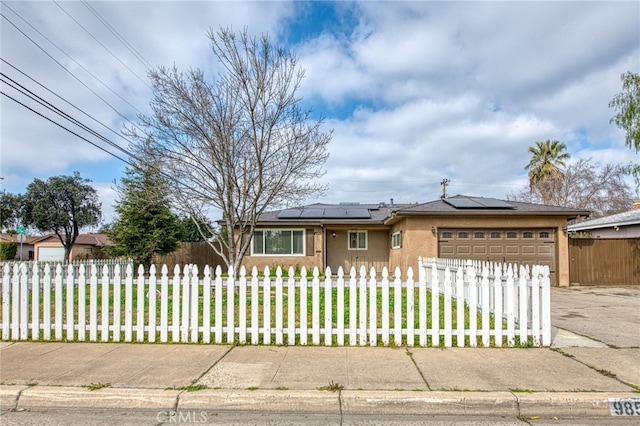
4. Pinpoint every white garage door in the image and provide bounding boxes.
[38,247,66,262]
